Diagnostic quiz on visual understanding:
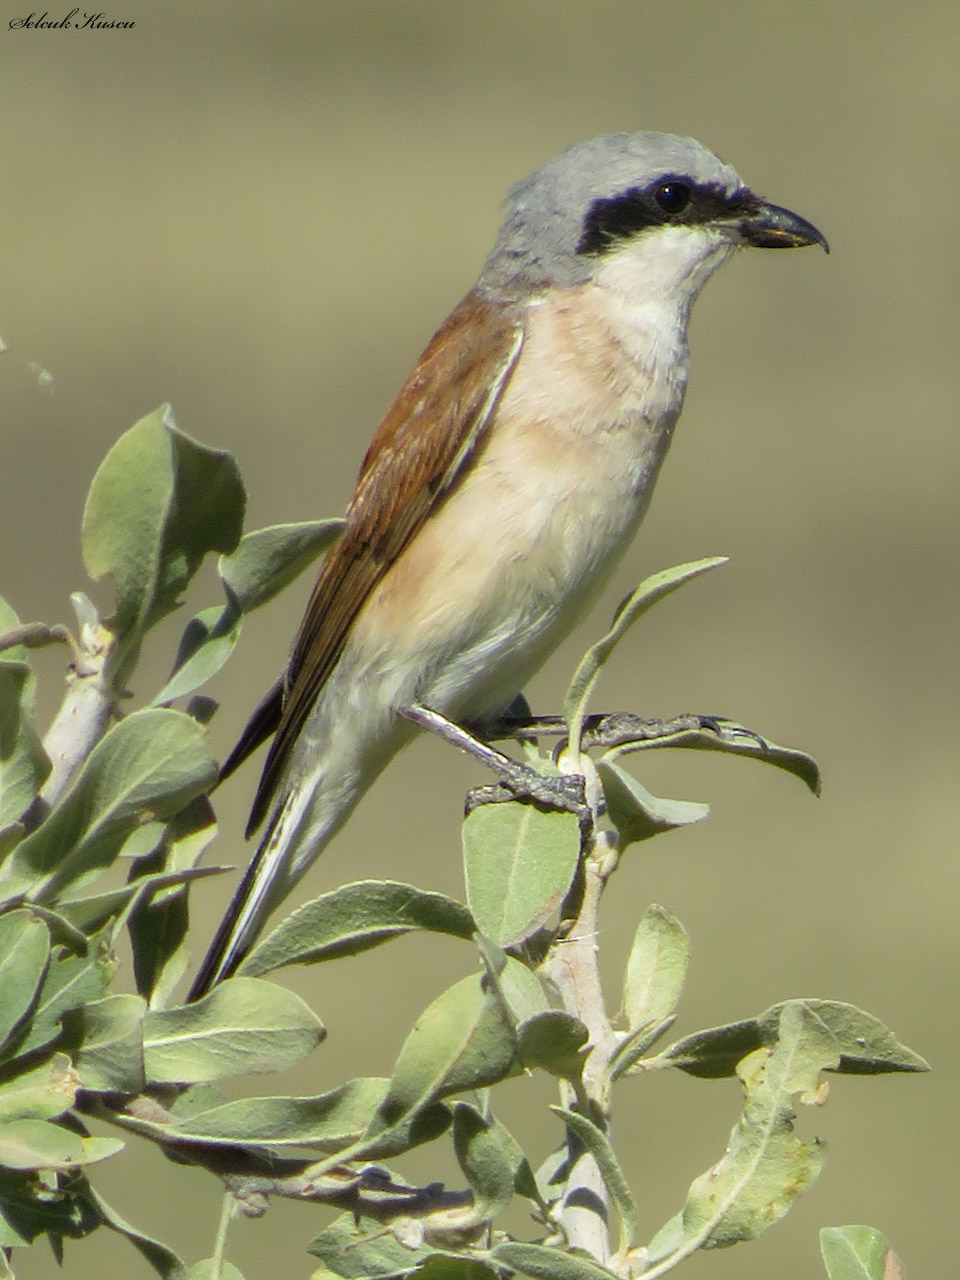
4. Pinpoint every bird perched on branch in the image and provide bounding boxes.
[190,131,827,999]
